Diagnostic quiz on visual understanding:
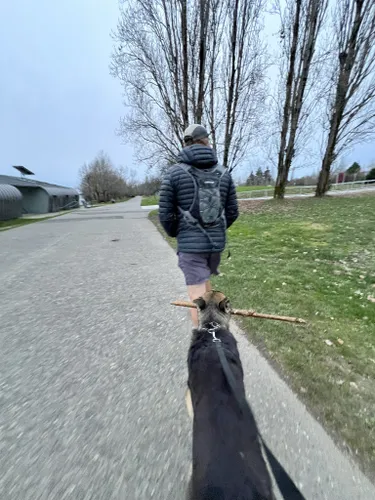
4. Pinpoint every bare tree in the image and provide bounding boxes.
[316,0,375,196]
[222,0,268,170]
[110,1,188,171]
[110,0,267,172]
[79,151,130,202]
[272,0,328,199]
